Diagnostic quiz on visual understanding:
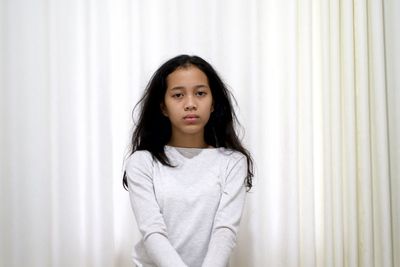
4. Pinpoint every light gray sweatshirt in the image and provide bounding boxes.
[125,146,247,267]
